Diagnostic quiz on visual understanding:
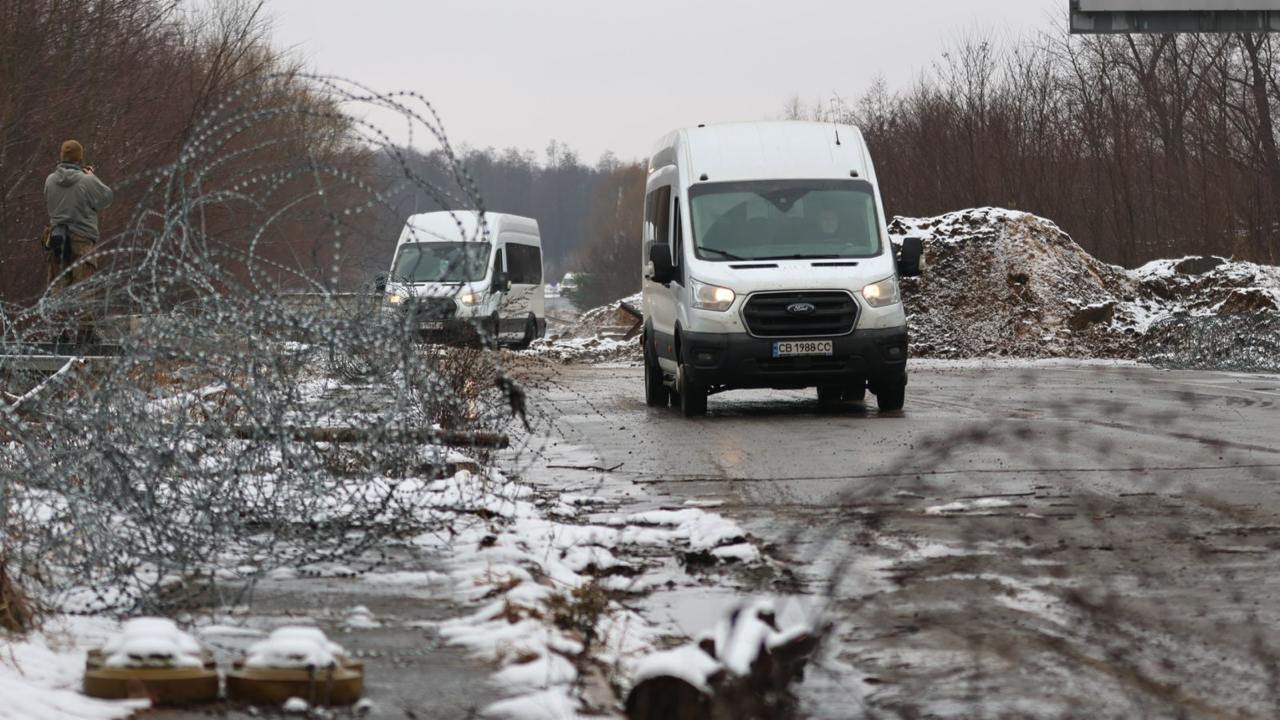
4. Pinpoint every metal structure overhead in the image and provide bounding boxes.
[1070,0,1280,32]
